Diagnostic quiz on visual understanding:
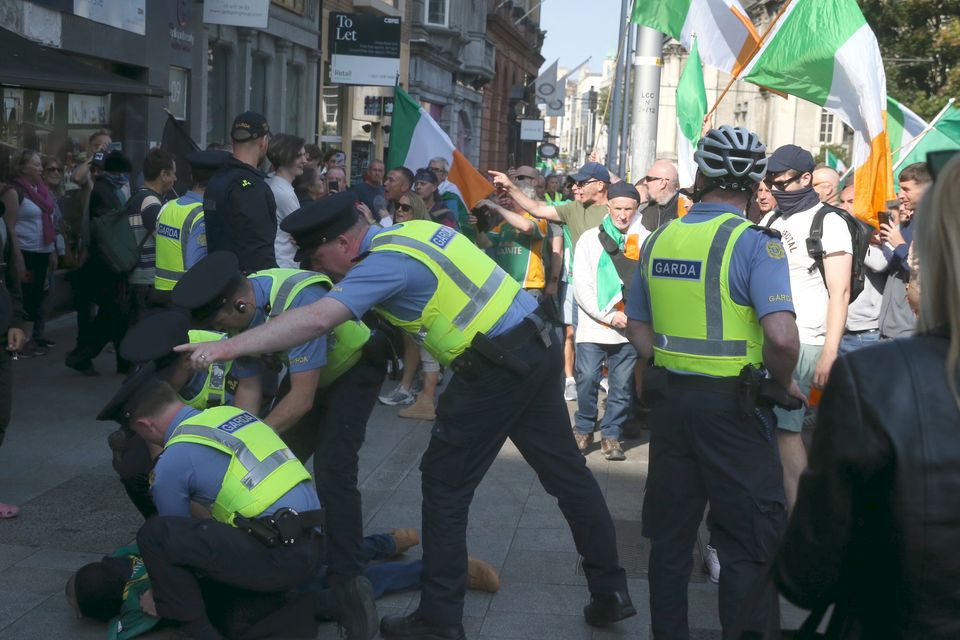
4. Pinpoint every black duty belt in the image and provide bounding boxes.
[666,372,741,395]
[450,308,552,379]
[234,507,325,548]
